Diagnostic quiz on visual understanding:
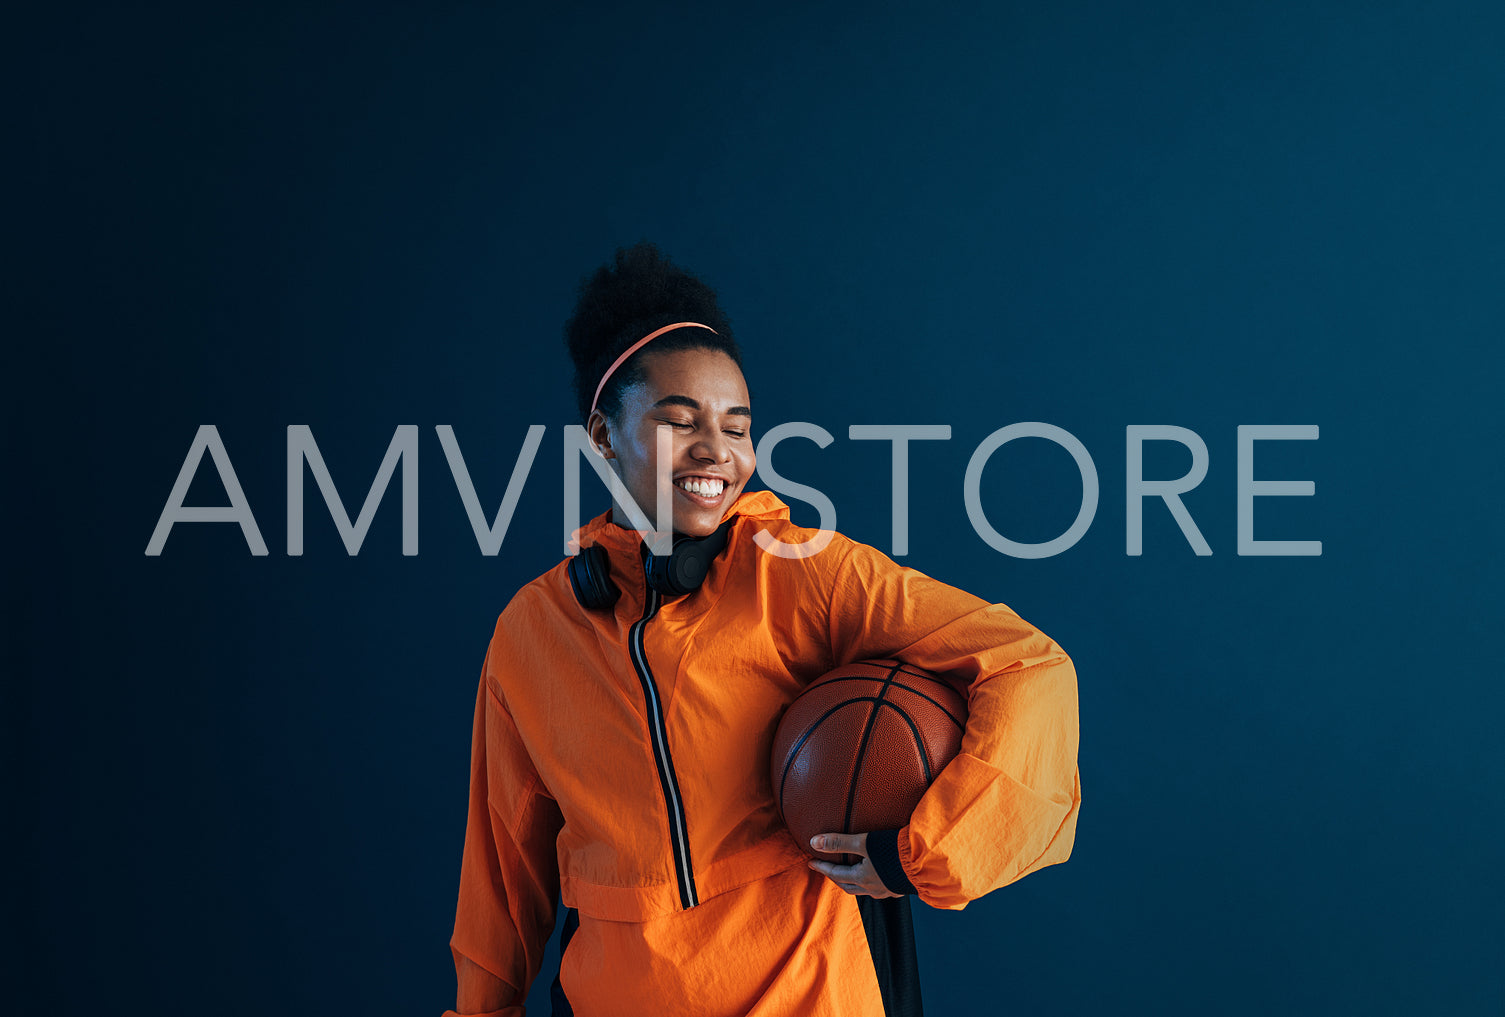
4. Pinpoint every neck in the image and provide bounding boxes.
[609,499,680,537]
